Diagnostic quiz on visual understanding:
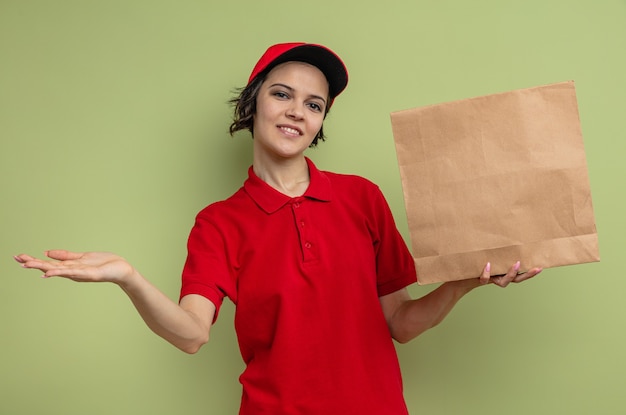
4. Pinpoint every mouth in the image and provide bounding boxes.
[278,125,303,137]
